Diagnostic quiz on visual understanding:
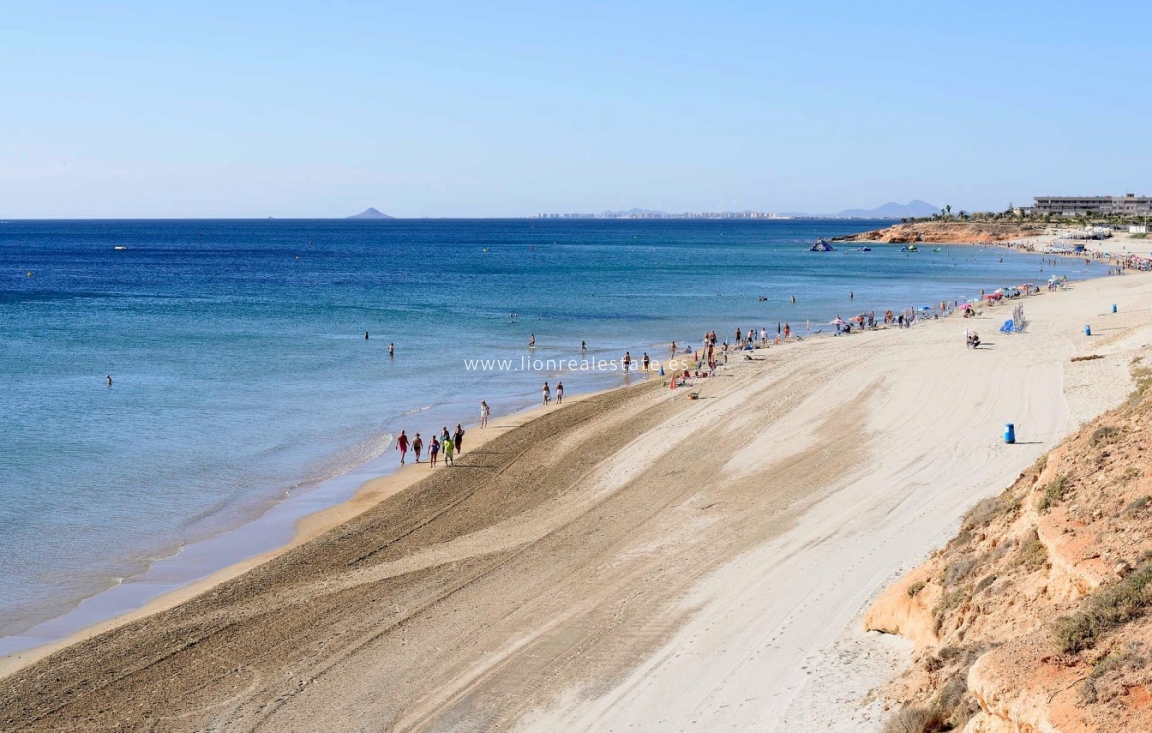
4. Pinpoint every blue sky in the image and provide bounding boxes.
[2,1,1149,218]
